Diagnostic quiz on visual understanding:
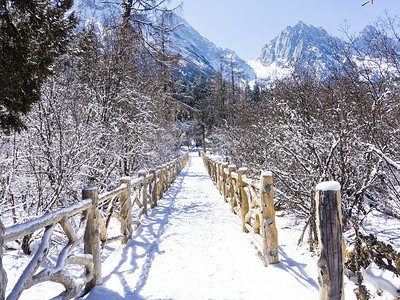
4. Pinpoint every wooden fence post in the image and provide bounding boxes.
[260,172,279,266]
[166,164,171,188]
[0,219,7,300]
[214,162,218,185]
[172,161,177,181]
[162,165,167,192]
[118,177,132,240]
[156,166,163,200]
[228,165,237,213]
[83,186,102,293]
[216,162,222,194]
[315,181,345,300]
[237,168,249,233]
[149,169,157,208]
[221,163,228,202]
[138,170,148,216]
